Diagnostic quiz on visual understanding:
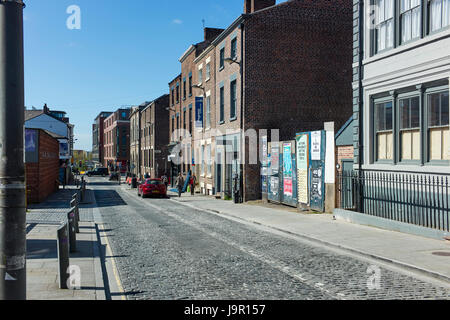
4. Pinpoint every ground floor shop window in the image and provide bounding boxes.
[400,96,420,161]
[375,100,393,161]
[372,83,449,165]
[428,90,449,161]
